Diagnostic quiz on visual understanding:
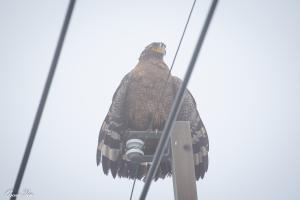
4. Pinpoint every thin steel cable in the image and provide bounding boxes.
[129,178,137,200]
[168,0,197,76]
[129,164,140,200]
[139,0,219,199]
[150,0,197,130]
[10,1,76,199]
